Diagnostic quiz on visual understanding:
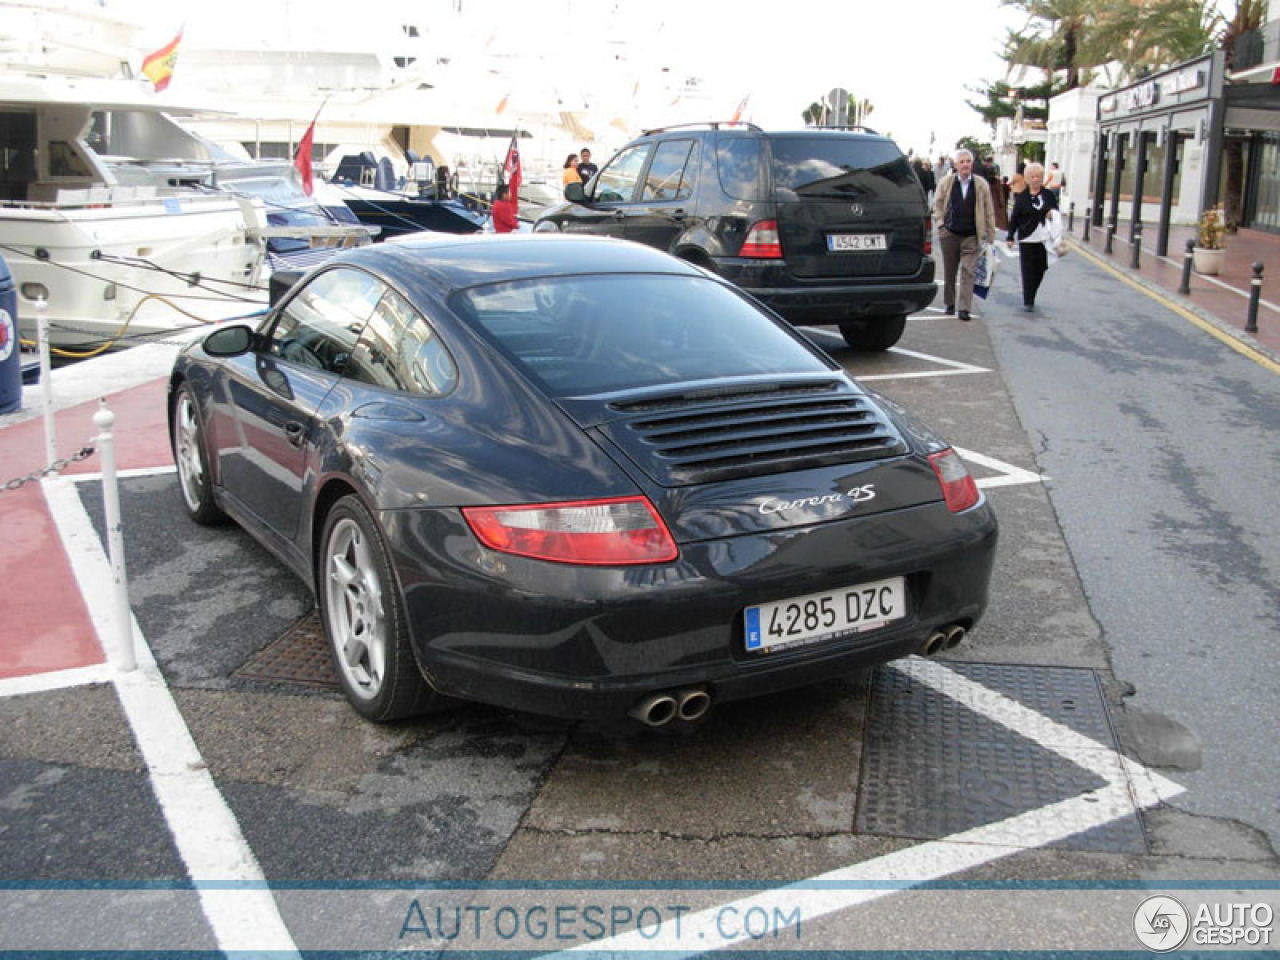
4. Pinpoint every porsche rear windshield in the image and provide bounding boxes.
[454,274,831,397]
[770,137,918,202]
